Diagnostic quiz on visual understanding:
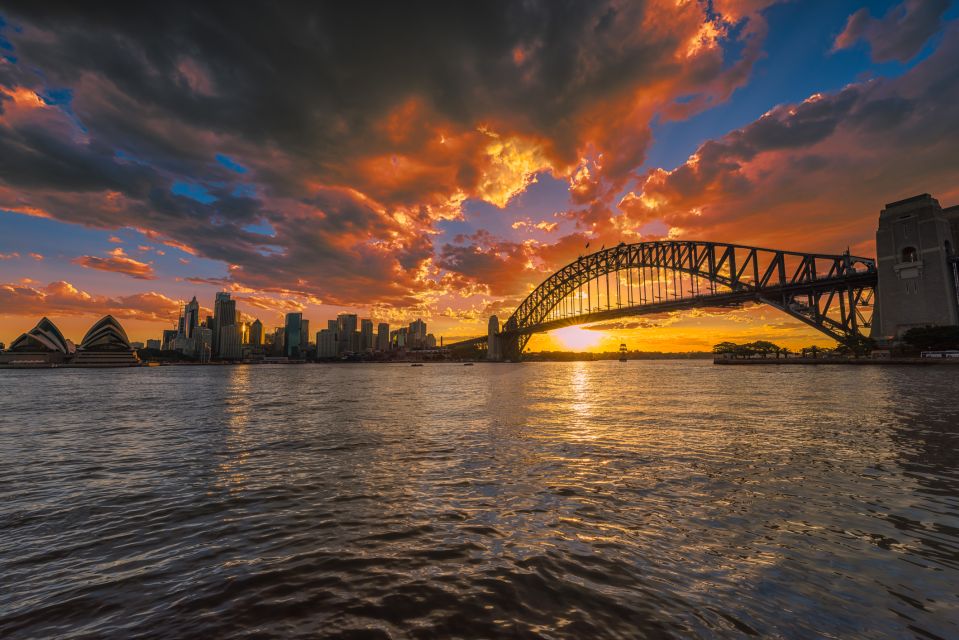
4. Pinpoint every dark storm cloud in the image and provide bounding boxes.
[834,0,949,63]
[0,1,775,307]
